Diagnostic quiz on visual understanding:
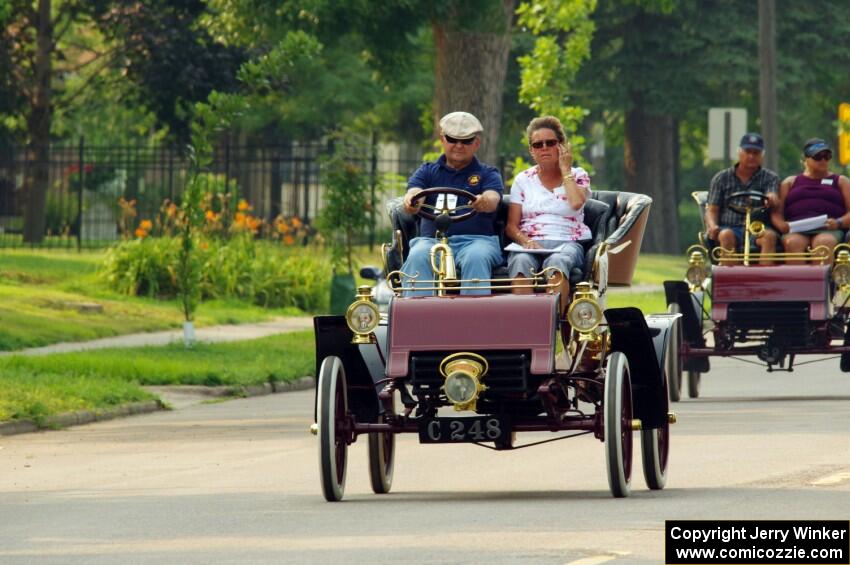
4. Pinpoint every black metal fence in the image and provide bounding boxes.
[0,138,430,249]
